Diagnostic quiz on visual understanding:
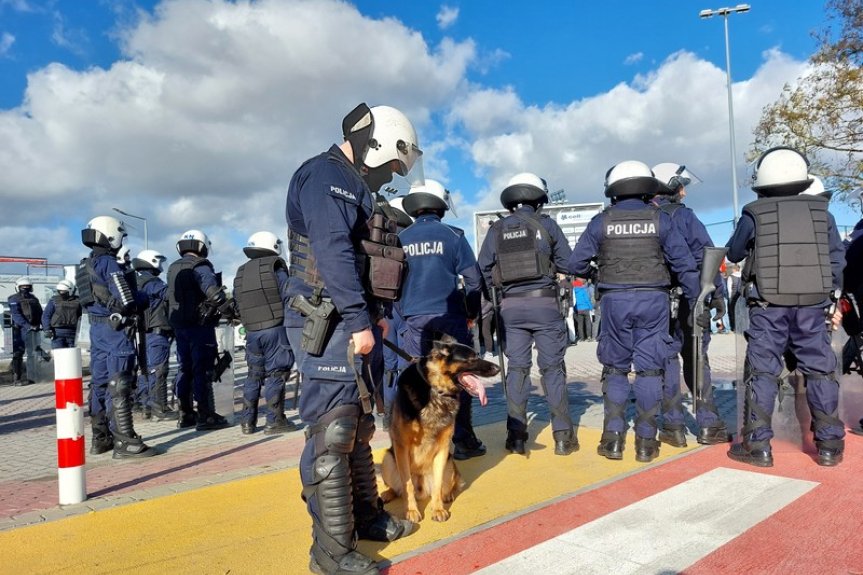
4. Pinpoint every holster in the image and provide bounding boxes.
[289,295,338,356]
